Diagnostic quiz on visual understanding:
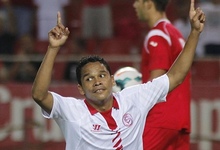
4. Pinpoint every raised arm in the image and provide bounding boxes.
[167,0,205,92]
[31,12,70,113]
